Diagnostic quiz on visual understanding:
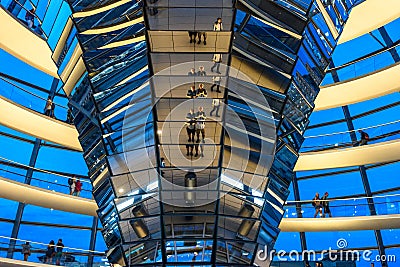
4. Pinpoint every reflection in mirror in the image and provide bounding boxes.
[152,77,227,98]
[146,7,233,31]
[146,0,234,8]
[151,53,229,73]
[148,31,231,53]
